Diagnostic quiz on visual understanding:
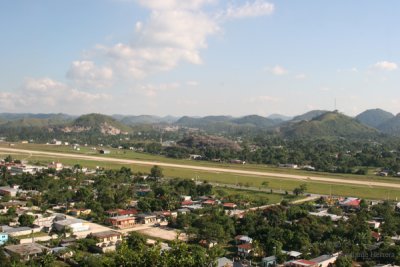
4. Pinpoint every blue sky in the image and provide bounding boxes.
[1,0,399,116]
